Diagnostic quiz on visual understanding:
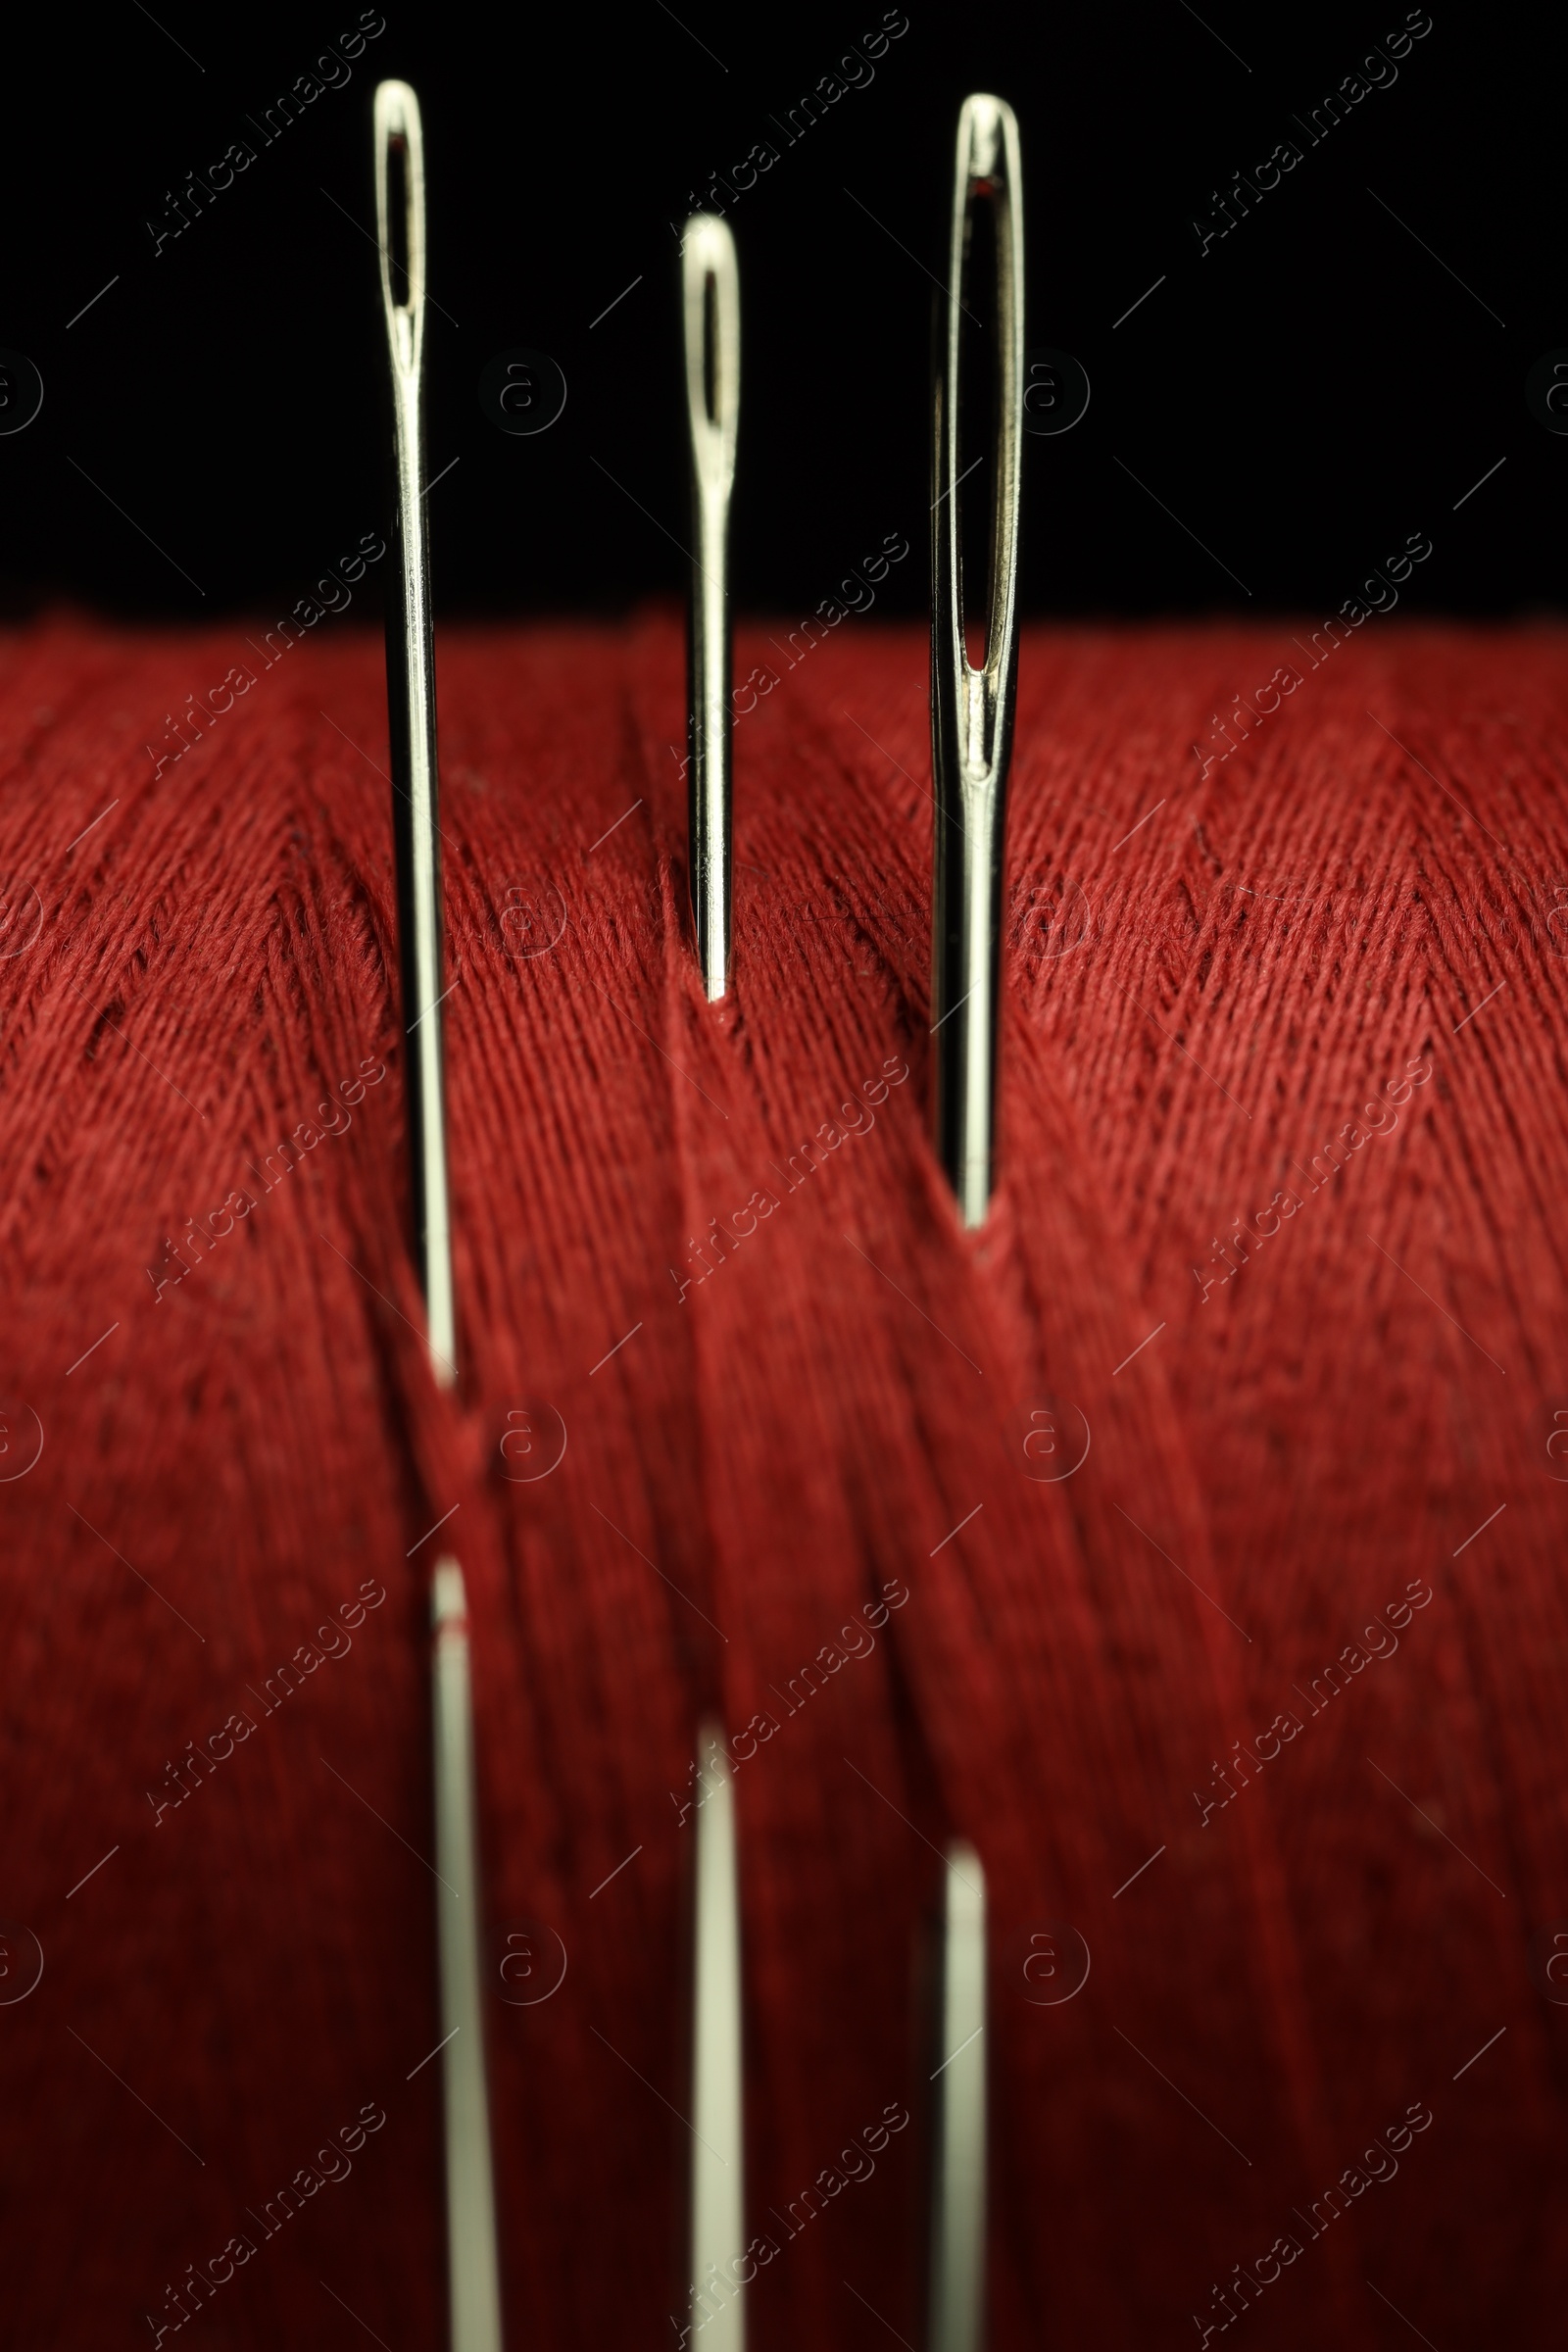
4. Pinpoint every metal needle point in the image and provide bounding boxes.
[431,1560,503,2352]
[683,215,741,1002]
[690,1722,747,2352]
[929,1842,988,2352]
[374,78,502,2352]
[930,95,1025,1228]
